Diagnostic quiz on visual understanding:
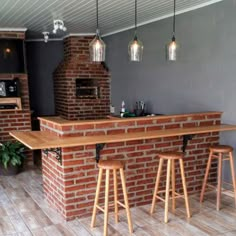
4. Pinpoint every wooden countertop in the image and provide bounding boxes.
[10,124,236,150]
[38,111,222,126]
